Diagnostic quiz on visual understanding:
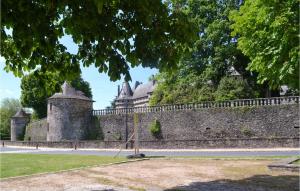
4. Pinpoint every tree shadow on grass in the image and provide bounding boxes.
[165,174,299,191]
[145,156,166,159]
